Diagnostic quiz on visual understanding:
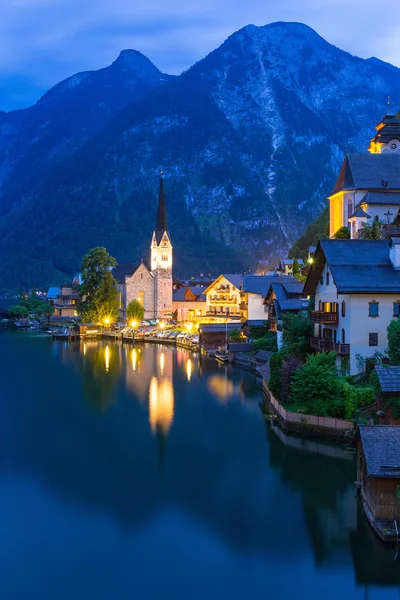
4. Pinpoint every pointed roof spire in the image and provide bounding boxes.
[155,169,168,244]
